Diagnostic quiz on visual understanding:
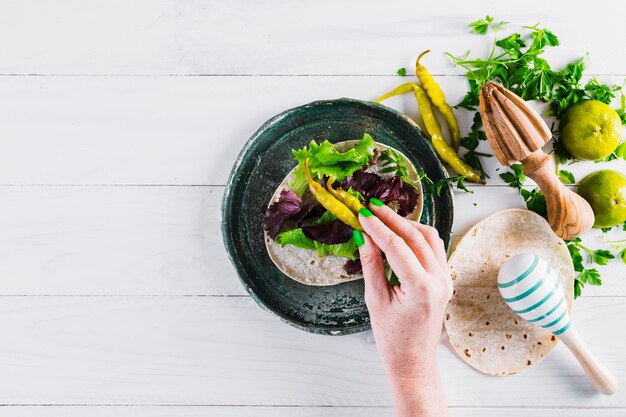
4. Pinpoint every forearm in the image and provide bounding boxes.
[387,360,448,417]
